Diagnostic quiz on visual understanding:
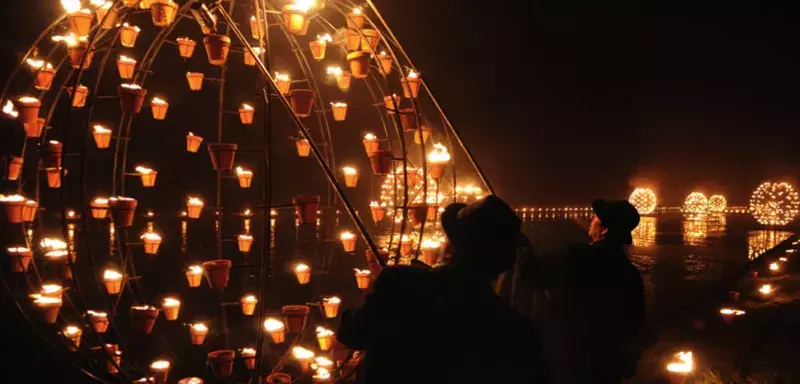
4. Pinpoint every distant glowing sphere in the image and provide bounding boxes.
[708,195,727,213]
[749,181,800,226]
[683,192,709,217]
[629,188,657,215]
